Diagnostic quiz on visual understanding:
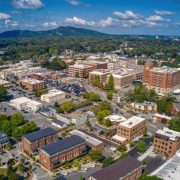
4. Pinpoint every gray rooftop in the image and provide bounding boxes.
[41,135,85,156]
[23,127,57,142]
